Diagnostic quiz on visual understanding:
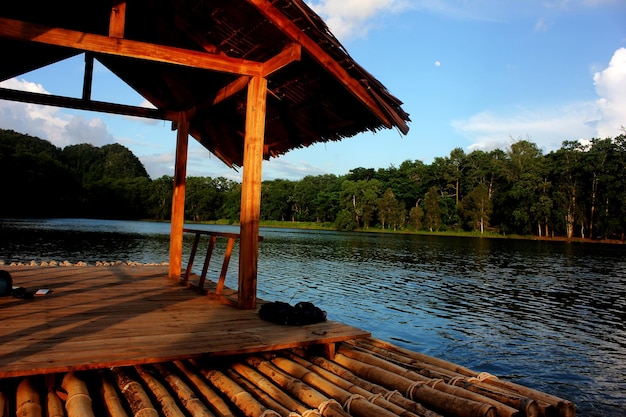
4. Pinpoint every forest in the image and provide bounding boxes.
[1,128,625,241]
